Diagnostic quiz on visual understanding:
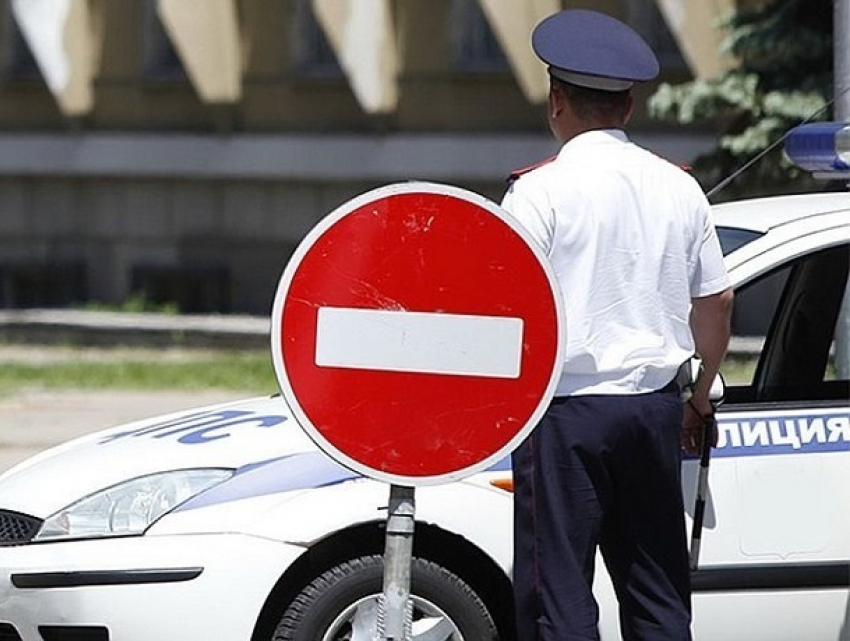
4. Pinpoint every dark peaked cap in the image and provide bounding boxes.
[532,9,659,92]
